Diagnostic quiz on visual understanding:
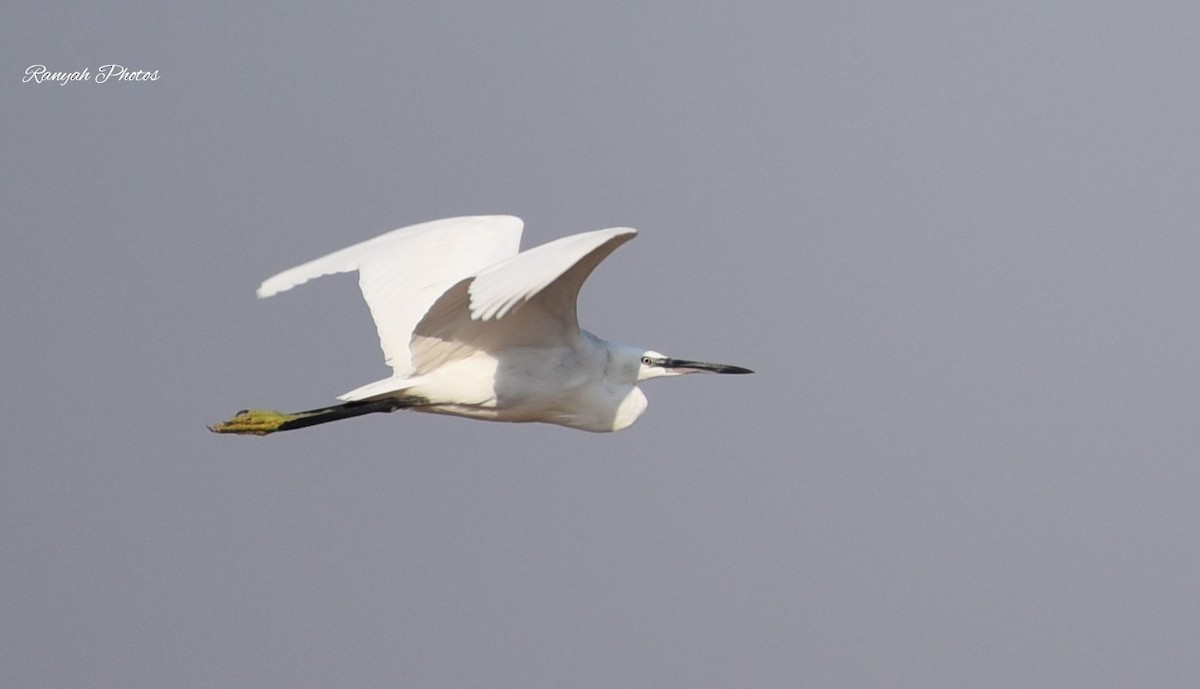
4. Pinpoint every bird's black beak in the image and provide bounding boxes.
[662,358,754,374]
